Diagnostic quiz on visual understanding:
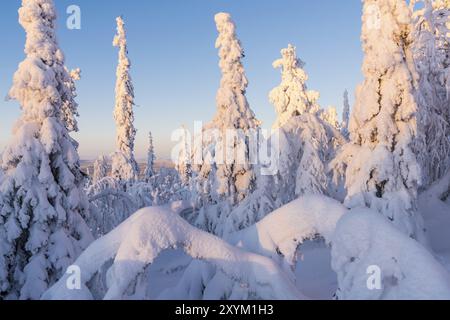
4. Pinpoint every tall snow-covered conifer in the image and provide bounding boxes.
[341,89,351,138]
[0,0,92,299]
[93,155,109,185]
[193,13,260,235]
[111,16,139,183]
[332,0,425,241]
[412,0,450,185]
[177,127,192,186]
[144,131,155,181]
[269,44,343,204]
